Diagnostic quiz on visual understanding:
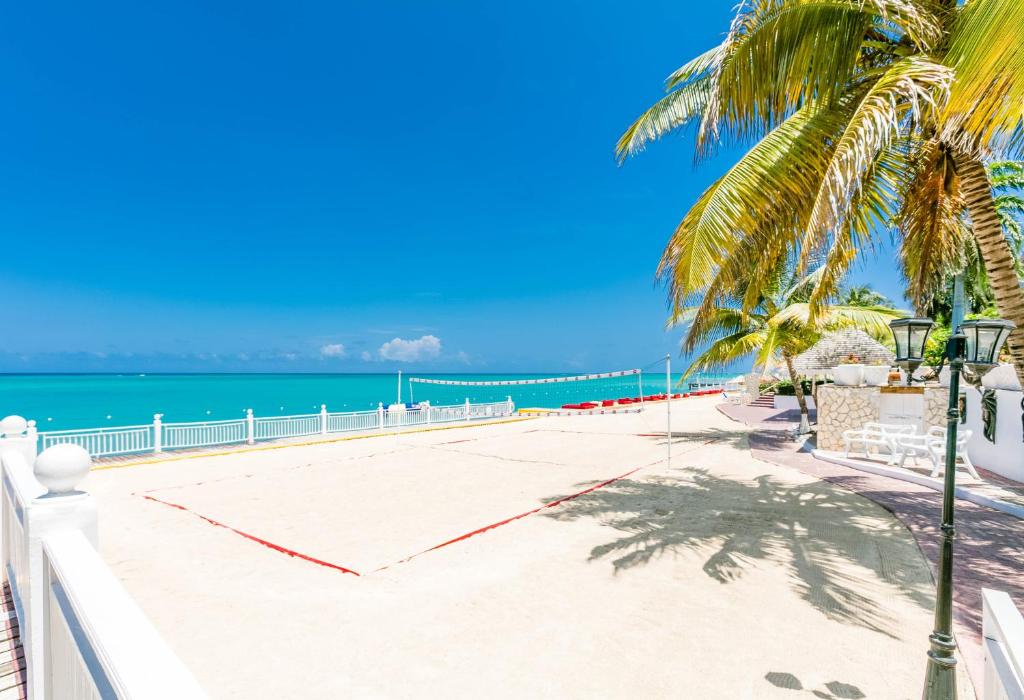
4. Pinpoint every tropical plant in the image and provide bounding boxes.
[677,263,903,433]
[841,284,894,309]
[925,161,1024,322]
[617,0,1024,384]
